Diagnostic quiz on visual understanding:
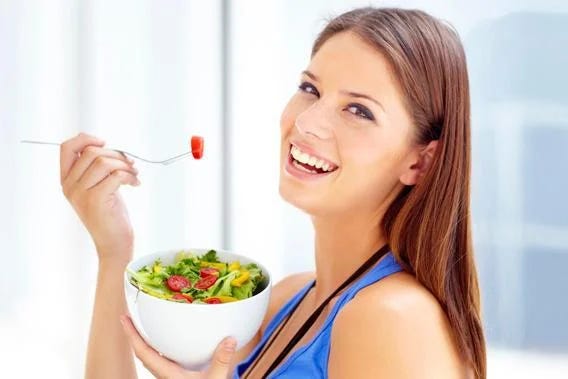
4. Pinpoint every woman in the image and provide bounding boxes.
[61,7,486,379]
